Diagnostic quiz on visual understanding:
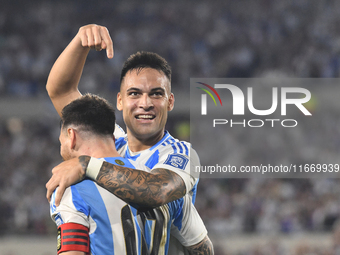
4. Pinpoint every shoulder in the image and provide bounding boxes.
[104,157,135,169]
[159,138,199,164]
[158,135,193,157]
